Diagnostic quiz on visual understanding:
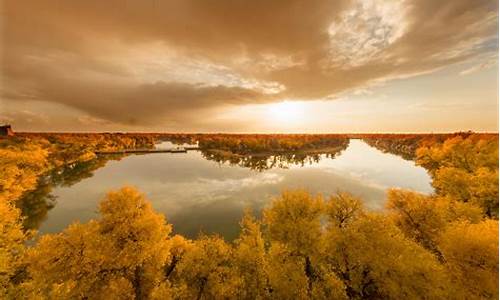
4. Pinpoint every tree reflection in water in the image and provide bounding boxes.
[200,139,349,171]
[16,155,126,231]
